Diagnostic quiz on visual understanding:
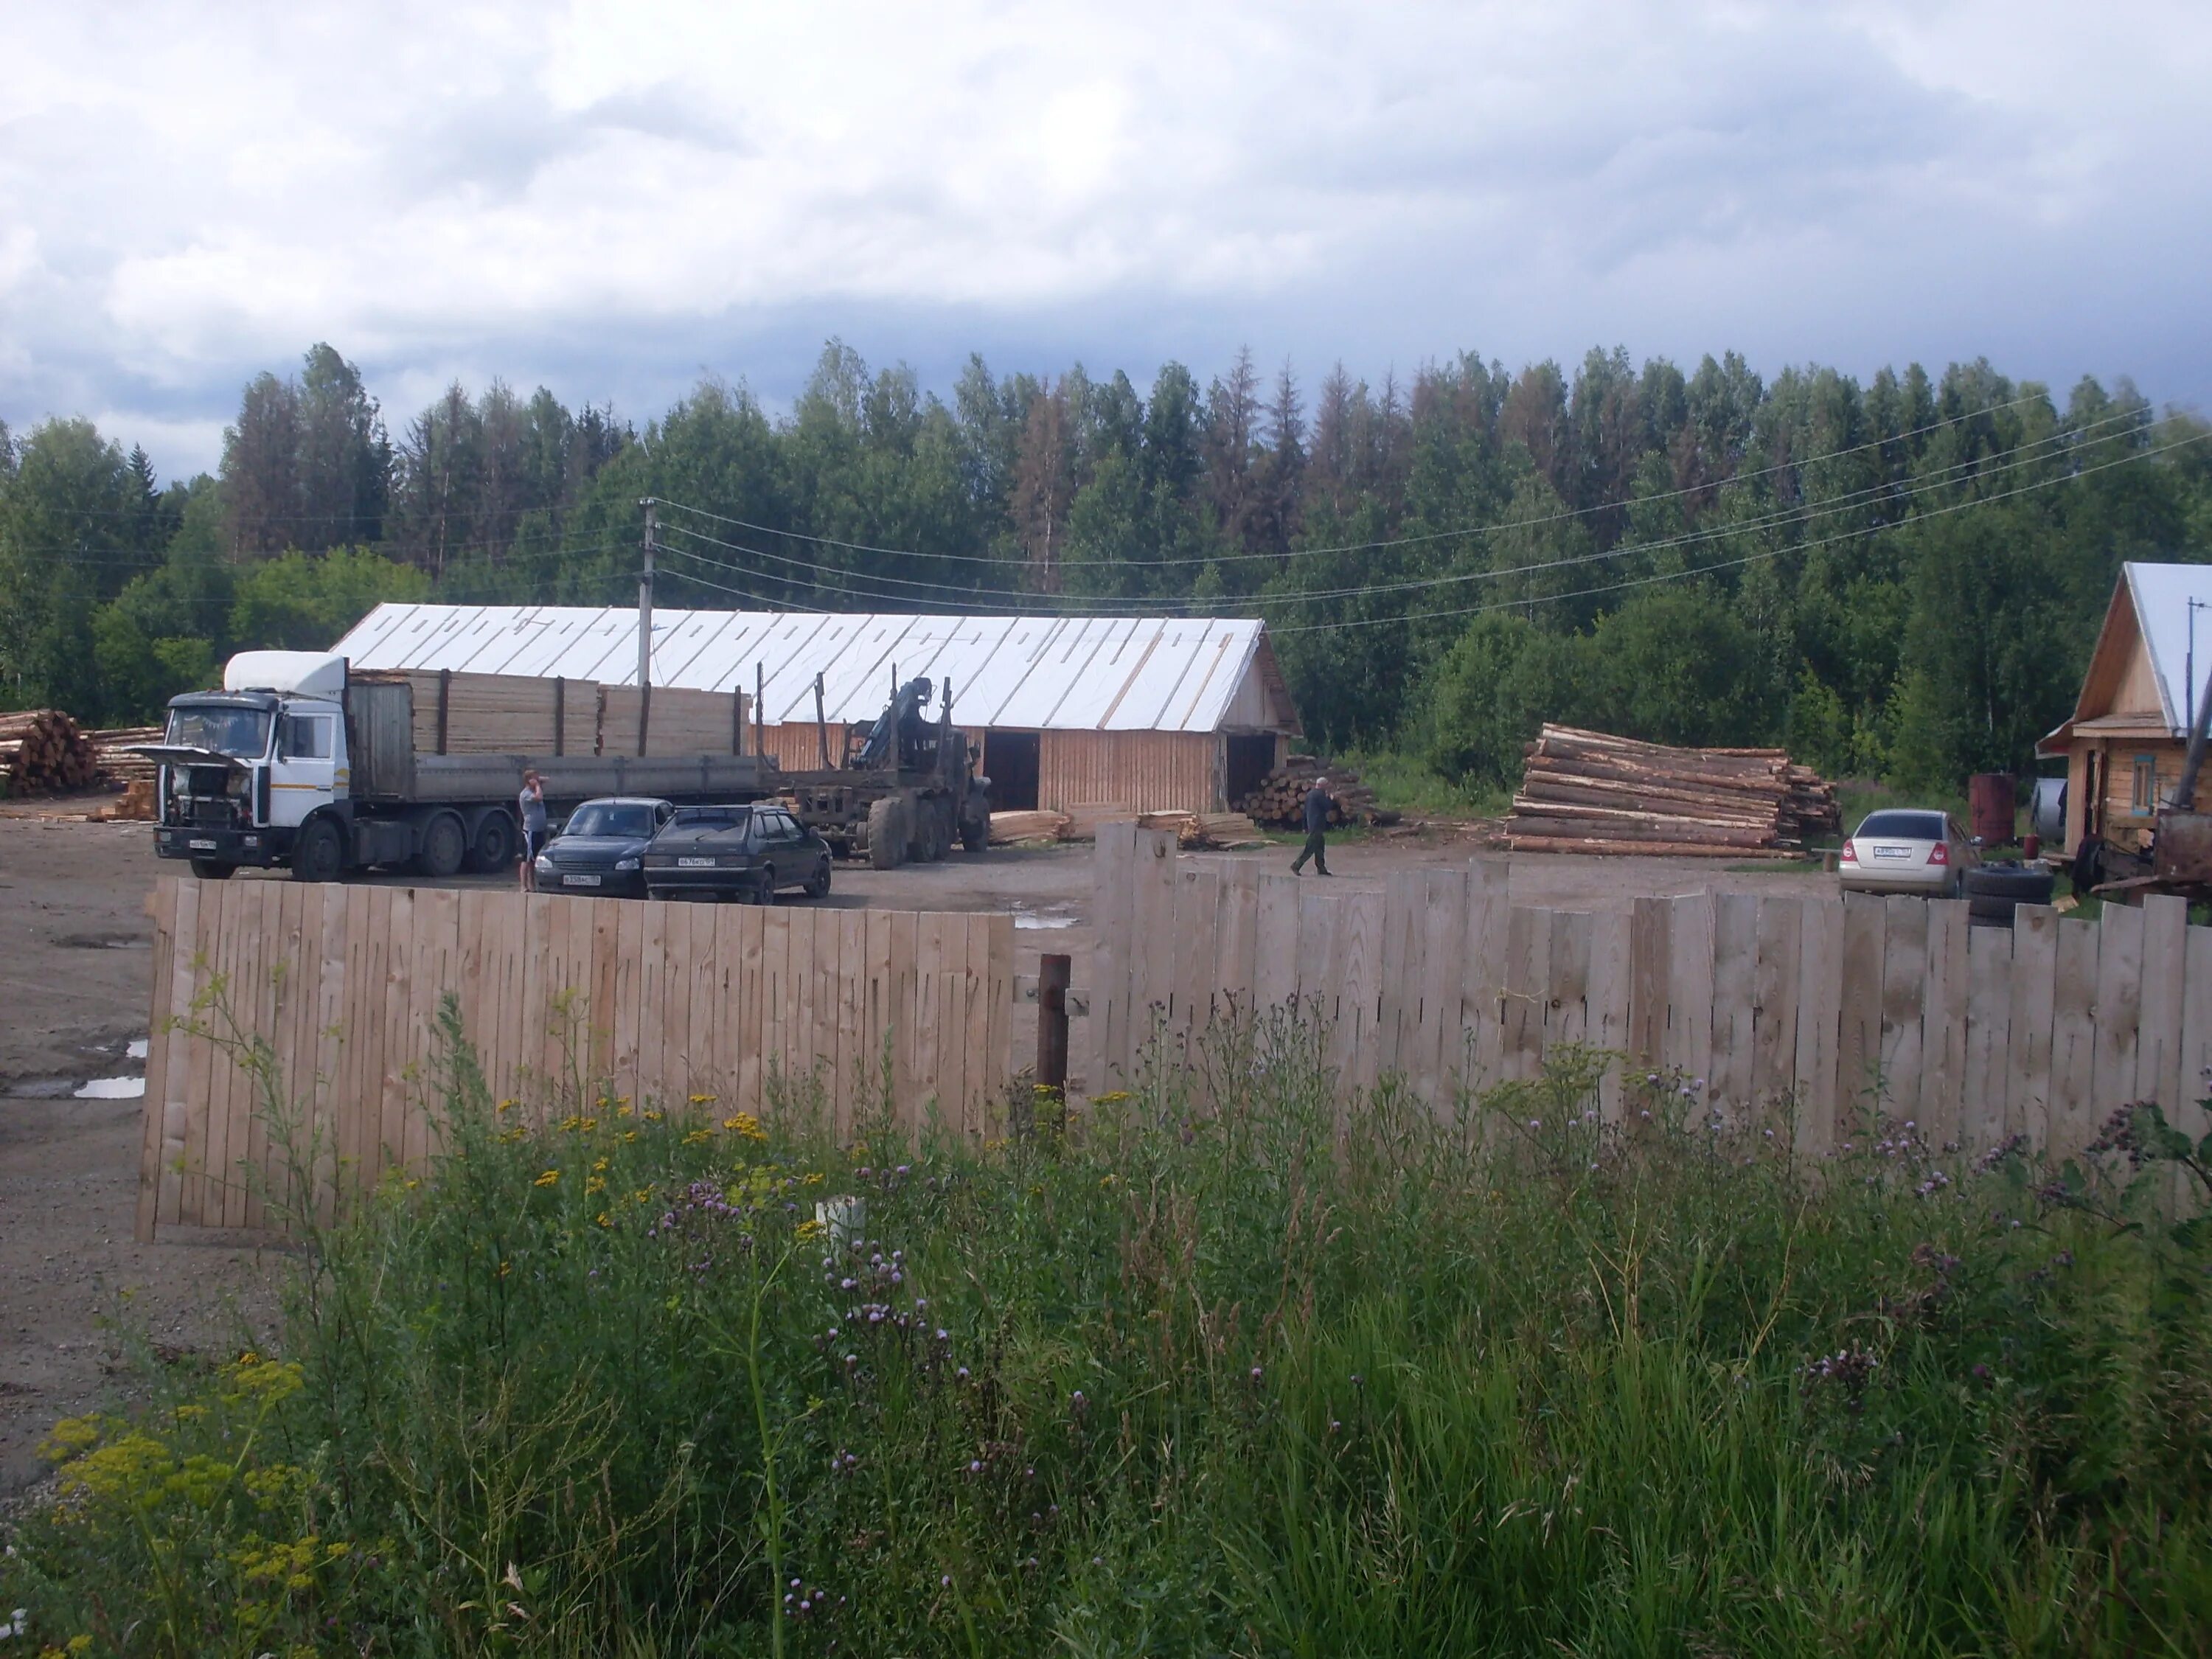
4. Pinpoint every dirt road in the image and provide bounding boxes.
[0,806,1837,1501]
